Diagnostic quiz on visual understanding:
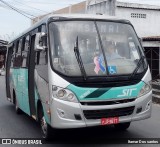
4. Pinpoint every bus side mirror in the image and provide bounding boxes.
[35,32,47,51]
